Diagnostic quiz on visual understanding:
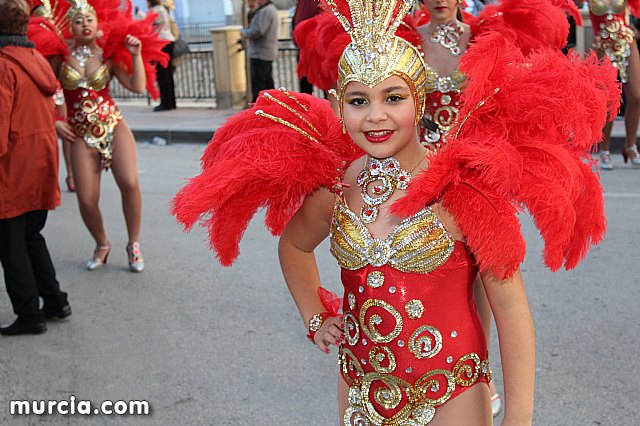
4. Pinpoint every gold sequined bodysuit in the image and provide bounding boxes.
[589,0,634,82]
[60,62,122,168]
[330,196,490,425]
